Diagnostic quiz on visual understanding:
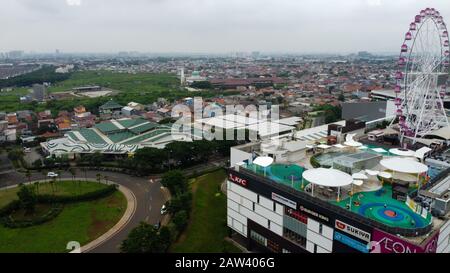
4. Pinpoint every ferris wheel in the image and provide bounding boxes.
[395,7,450,142]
